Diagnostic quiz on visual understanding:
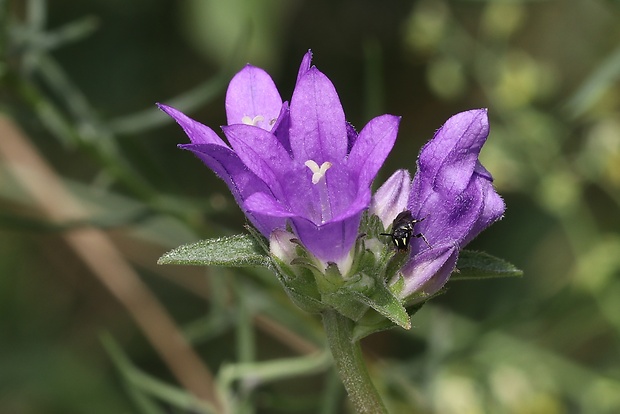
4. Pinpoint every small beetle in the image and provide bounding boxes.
[380,210,430,251]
